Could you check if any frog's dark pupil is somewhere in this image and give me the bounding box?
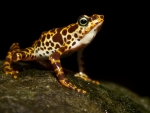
[81,19,87,24]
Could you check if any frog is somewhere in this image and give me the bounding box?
[3,14,104,93]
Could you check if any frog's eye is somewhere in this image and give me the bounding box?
[78,16,89,26]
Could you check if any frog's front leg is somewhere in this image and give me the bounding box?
[49,48,86,93]
[3,43,34,76]
[74,49,100,85]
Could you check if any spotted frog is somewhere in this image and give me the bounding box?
[3,14,104,93]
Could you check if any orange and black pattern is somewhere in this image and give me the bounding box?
[3,14,104,93]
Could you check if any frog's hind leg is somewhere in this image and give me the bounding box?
[3,43,35,76]
[75,49,100,85]
[3,43,21,75]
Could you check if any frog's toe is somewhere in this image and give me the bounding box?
[4,68,19,75]
[91,80,100,85]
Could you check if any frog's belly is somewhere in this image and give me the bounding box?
[34,48,53,60]
[34,49,75,60]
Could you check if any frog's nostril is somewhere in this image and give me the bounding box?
[100,15,104,19]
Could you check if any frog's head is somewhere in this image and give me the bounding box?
[63,14,104,48]
[76,14,104,44]
[48,14,104,50]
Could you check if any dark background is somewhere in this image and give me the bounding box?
[0,2,149,97]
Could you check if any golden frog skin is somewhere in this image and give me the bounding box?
[3,14,104,93]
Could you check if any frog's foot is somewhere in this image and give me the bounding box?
[59,78,86,94]
[74,72,100,85]
[3,67,19,75]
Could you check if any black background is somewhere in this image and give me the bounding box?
[0,1,149,97]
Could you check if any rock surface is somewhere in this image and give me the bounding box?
[0,60,150,113]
